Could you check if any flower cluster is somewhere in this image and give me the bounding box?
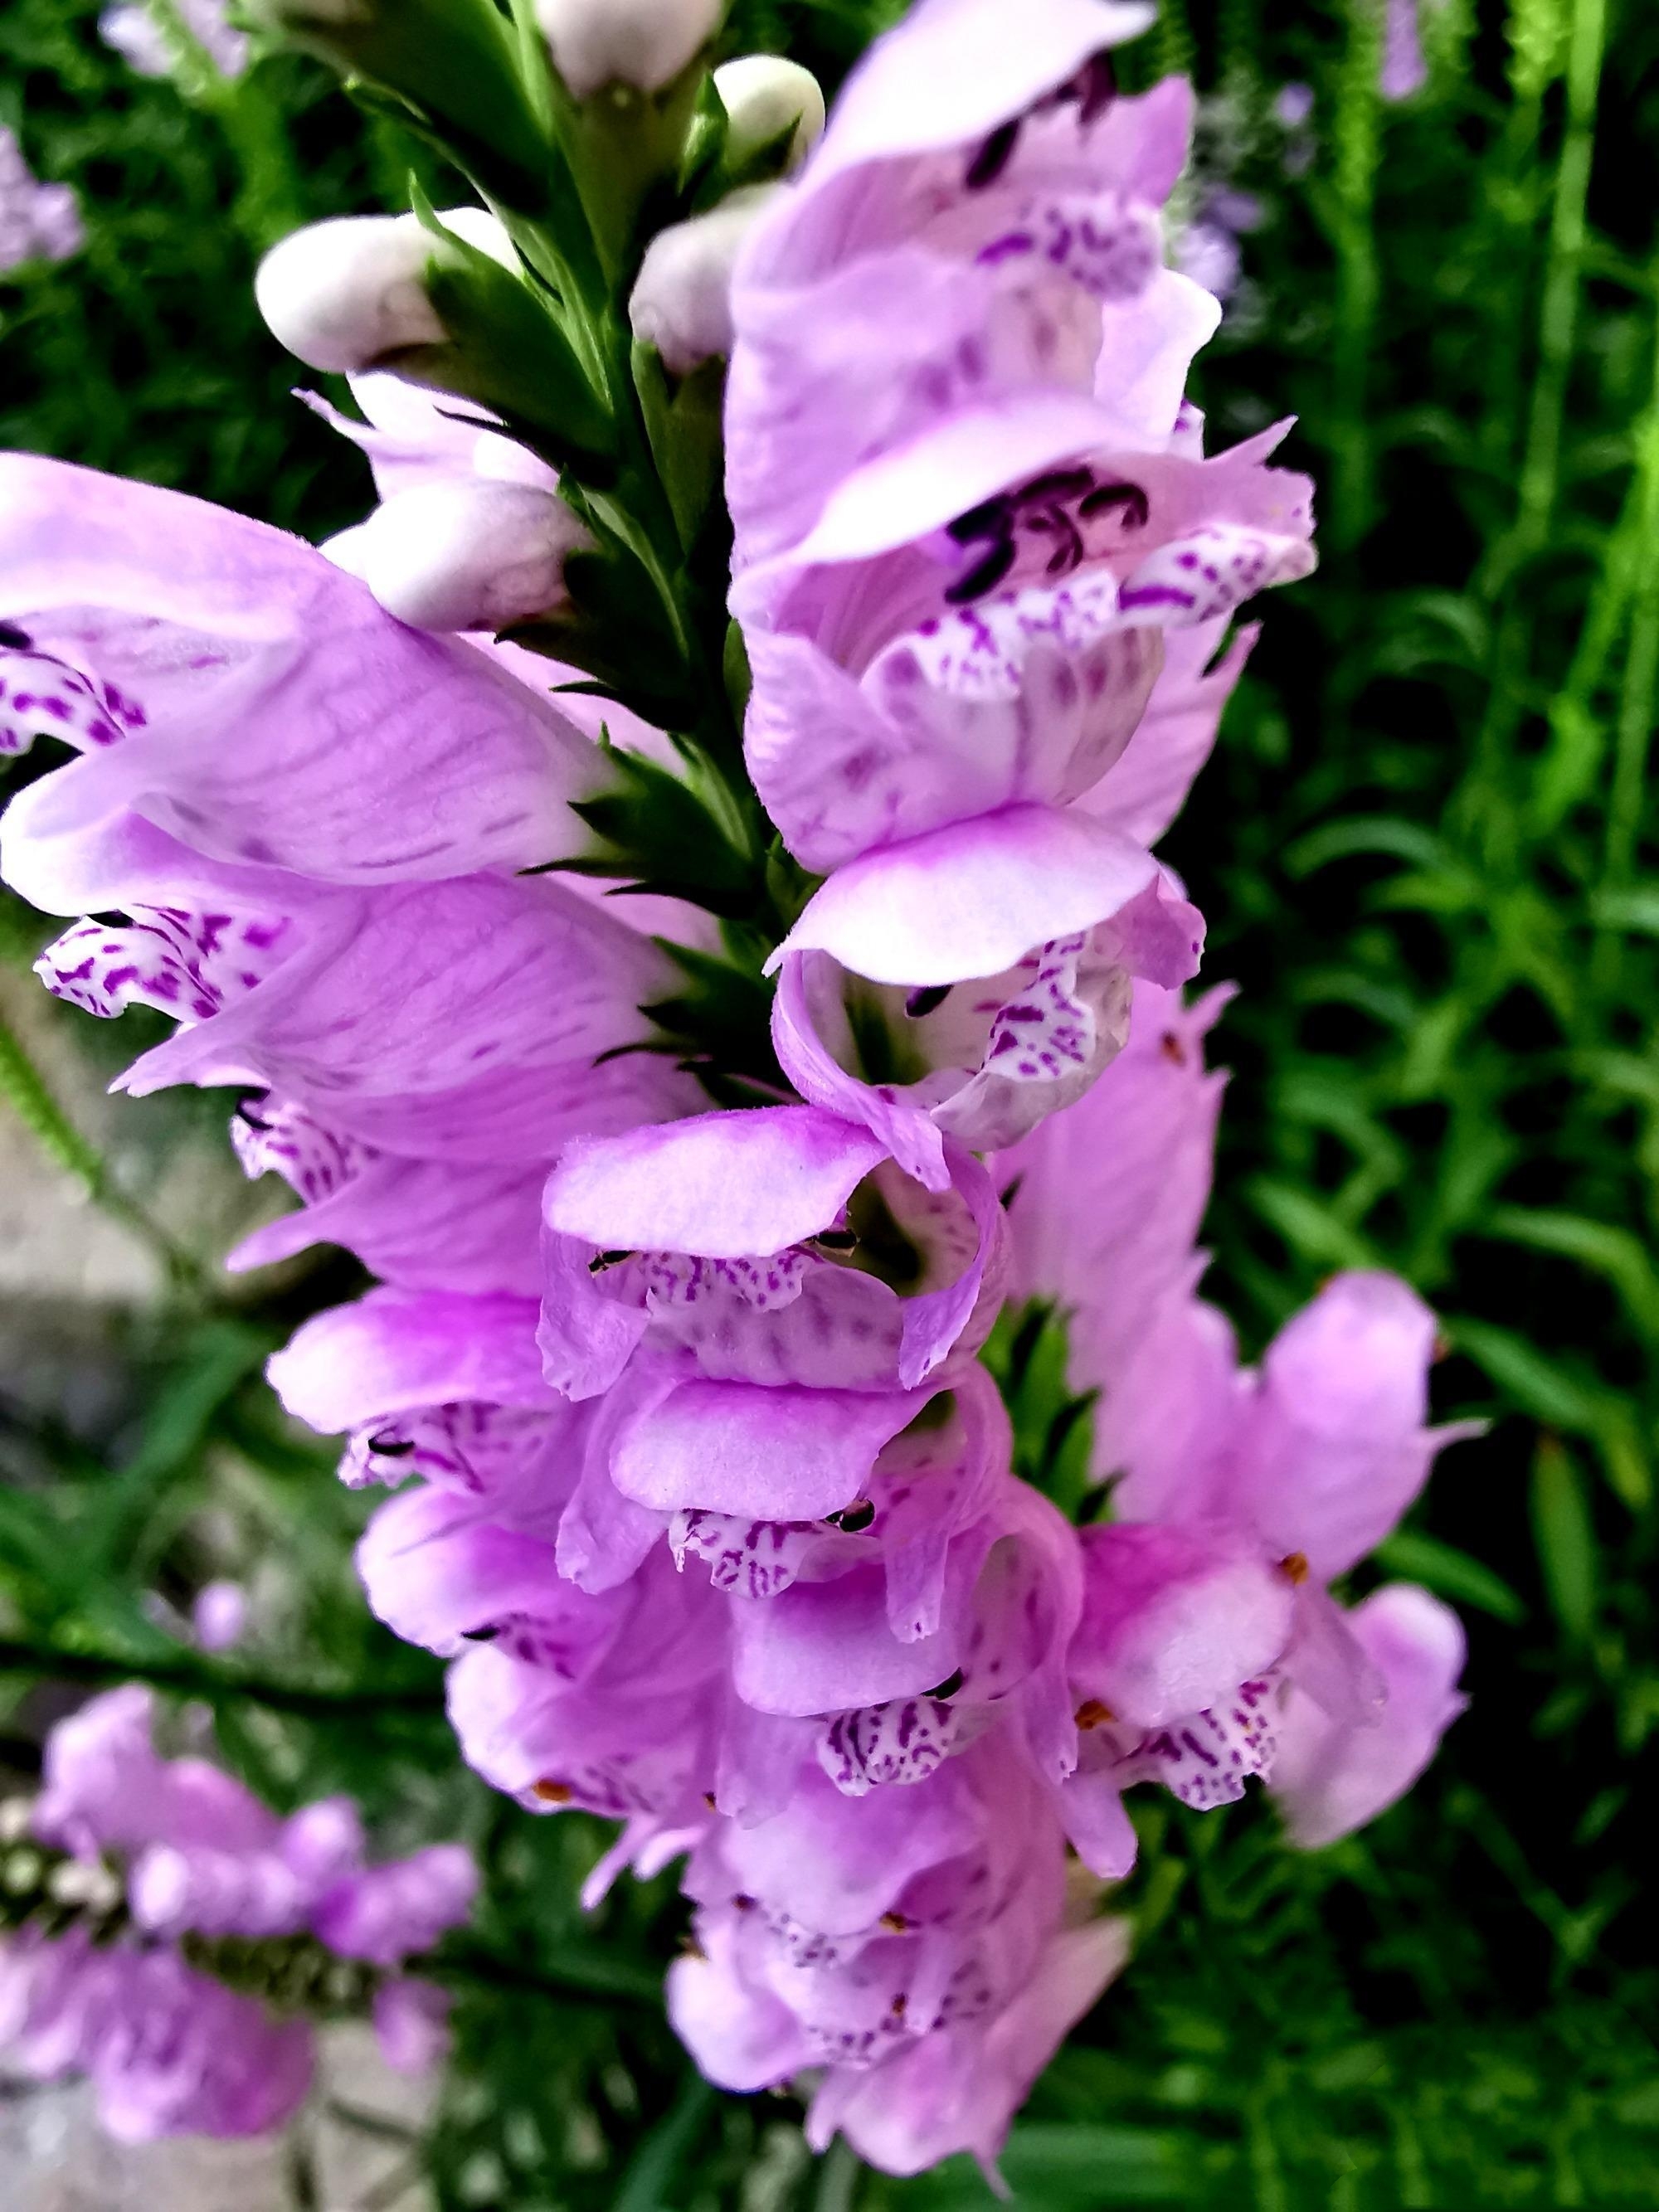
[0,0,1467,2176]
[0,1689,475,2140]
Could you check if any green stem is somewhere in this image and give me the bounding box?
[1603,411,1659,890]
[1329,0,1384,556]
[425,1938,662,2010]
[1515,0,1608,556]
[0,1636,445,1722]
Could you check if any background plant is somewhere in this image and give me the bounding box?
[0,0,1656,2204]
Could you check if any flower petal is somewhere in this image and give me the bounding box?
[1272,1585,1467,1848]
[543,1106,888,1259]
[768,804,1165,987]
[0,452,605,883]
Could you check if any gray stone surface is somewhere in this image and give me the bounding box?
[0,2026,436,2212]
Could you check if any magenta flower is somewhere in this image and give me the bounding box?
[5,1691,477,2139]
[0,455,613,887]
[0,0,1476,2176]
[0,1930,314,2142]
[1002,994,1469,1870]
[670,1740,1131,2176]
[100,0,250,81]
[0,129,83,275]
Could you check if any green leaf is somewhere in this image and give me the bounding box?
[1283,815,1455,878]
[1443,1317,1605,1434]
[1478,1203,1659,1341]
[1372,1530,1525,1624]
[612,2073,718,2212]
[1530,1435,1598,1643]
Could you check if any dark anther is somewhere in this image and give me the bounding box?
[1025,504,1086,576]
[460,1623,501,1641]
[944,536,1018,604]
[815,1228,859,1252]
[965,118,1020,190]
[1076,51,1117,125]
[928,1669,966,1700]
[1014,467,1095,507]
[0,622,32,650]
[1078,480,1150,528]
[947,493,1012,544]
[588,1249,632,1272]
[905,984,951,1019]
[233,1093,271,1130]
[828,1497,877,1534]
[1039,51,1117,127]
[368,1432,416,1457]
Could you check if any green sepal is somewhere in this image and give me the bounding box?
[547,50,712,289]
[535,744,761,918]
[697,119,801,207]
[722,620,752,721]
[382,195,615,471]
[641,929,786,1096]
[504,540,698,727]
[633,341,727,552]
[678,75,730,200]
[763,836,820,934]
[248,0,556,215]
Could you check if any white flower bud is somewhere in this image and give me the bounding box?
[255,207,515,374]
[713,55,824,171]
[629,187,771,373]
[357,479,587,632]
[535,0,722,97]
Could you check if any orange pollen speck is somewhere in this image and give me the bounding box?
[1073,1699,1115,1729]
[1160,1032,1186,1066]
[531,1779,572,1804]
[1279,1551,1310,1585]
[891,1993,907,2016]
[879,1911,908,1932]
[703,1792,718,1811]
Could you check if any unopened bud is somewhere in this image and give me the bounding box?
[536,0,723,97]
[357,480,587,632]
[713,55,824,171]
[629,187,771,372]
[256,209,512,375]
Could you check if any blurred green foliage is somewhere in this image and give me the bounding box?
[2,0,1658,2204]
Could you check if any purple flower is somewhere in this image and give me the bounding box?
[100,0,251,80]
[767,815,1204,1174]
[670,1741,1131,2176]
[0,454,614,887]
[301,372,588,633]
[6,1691,477,2139]
[730,411,1311,881]
[1002,996,1471,1868]
[190,1579,248,1653]
[726,7,1194,569]
[0,1930,314,2141]
[1380,0,1431,101]
[1272,1584,1467,1845]
[0,0,1402,2175]
[0,129,83,276]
